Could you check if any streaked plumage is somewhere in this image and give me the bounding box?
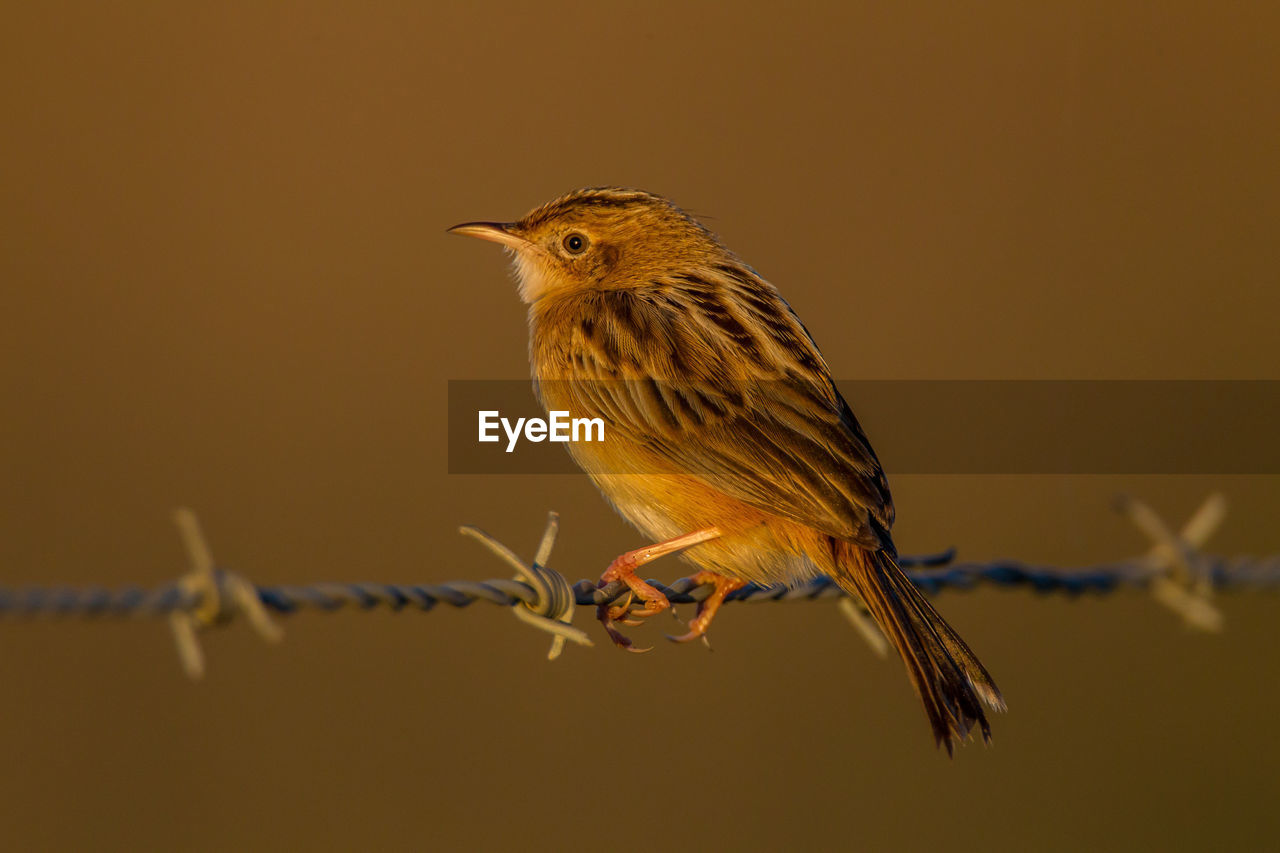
[450,188,1004,752]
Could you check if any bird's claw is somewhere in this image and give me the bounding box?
[665,615,713,646]
[616,606,665,627]
[596,587,670,651]
[663,608,704,645]
[597,605,653,652]
[663,572,743,648]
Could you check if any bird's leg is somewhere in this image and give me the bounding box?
[597,526,721,652]
[666,571,747,644]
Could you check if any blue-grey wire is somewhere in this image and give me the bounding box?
[1,552,1276,618]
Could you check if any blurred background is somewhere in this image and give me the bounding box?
[2,2,1277,850]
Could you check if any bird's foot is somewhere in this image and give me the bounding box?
[596,562,671,653]
[593,527,723,652]
[667,571,746,644]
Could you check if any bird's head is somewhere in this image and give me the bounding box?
[449,187,724,303]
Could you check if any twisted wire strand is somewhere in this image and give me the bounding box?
[0,494,1272,676]
[1,546,1276,619]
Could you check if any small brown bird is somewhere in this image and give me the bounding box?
[450,188,1004,751]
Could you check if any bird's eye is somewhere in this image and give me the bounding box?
[562,232,589,255]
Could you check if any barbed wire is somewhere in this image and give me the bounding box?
[1,493,1275,675]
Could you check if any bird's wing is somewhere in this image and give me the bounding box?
[569,373,892,547]
[546,285,895,548]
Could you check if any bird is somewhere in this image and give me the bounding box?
[449,187,1004,752]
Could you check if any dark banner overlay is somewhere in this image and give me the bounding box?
[447,380,1280,475]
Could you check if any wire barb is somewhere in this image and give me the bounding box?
[460,512,592,659]
[1115,493,1226,631]
[169,508,282,679]
[837,598,891,657]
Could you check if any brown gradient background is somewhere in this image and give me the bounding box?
[2,3,1278,851]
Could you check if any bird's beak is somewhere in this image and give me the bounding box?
[447,221,529,251]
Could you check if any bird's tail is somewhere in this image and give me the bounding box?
[828,539,1005,753]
